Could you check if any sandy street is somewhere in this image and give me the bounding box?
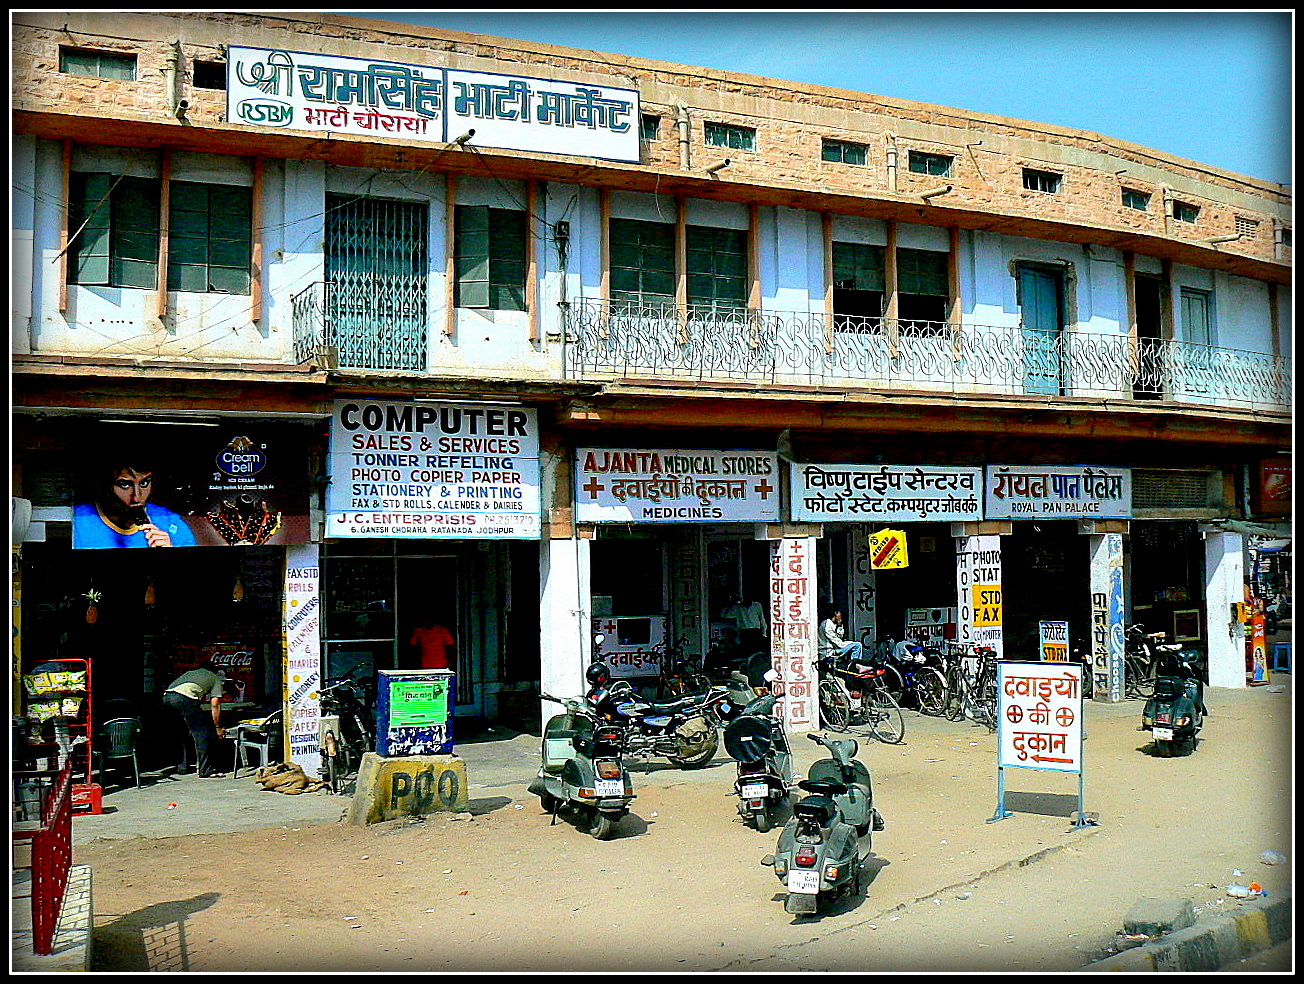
[75,679,1292,973]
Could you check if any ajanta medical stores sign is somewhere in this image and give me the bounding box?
[228,46,640,163]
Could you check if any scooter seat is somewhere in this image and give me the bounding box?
[792,794,838,826]
[798,777,849,797]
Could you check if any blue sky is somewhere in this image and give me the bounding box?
[339,10,1293,186]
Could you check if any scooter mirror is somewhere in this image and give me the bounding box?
[593,634,605,646]
[763,669,779,683]
[760,855,776,867]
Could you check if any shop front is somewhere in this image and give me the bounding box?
[15,417,313,771]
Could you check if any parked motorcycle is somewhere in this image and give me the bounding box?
[722,670,792,832]
[762,732,882,916]
[585,661,732,768]
[529,693,635,839]
[1140,646,1208,757]
[317,670,376,793]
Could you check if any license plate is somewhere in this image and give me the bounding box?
[787,869,820,894]
[741,783,769,799]
[1152,727,1173,741]
[594,779,623,796]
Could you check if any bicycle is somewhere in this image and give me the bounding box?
[938,643,970,722]
[816,654,906,744]
[884,640,948,716]
[963,646,1000,732]
[657,639,712,698]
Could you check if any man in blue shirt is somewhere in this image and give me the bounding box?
[73,461,197,549]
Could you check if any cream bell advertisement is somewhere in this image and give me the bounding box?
[326,400,541,539]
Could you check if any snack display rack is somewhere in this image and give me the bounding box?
[22,658,99,815]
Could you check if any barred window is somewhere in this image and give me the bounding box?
[1234,215,1259,238]
[1022,168,1063,193]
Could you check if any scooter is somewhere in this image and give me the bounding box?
[1140,646,1208,757]
[763,732,882,916]
[722,670,793,832]
[529,693,635,839]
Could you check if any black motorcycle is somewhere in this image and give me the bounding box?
[585,662,734,769]
[1140,646,1208,757]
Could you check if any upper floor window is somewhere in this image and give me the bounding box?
[192,60,227,90]
[822,139,869,166]
[1172,200,1200,224]
[704,122,756,152]
[686,225,747,312]
[610,217,675,308]
[68,173,160,288]
[168,182,252,294]
[59,46,136,80]
[454,205,527,311]
[1282,228,1293,248]
[897,248,950,329]
[1122,188,1151,211]
[832,241,885,330]
[908,151,953,177]
[1234,215,1259,238]
[1022,168,1063,194]
[640,114,661,141]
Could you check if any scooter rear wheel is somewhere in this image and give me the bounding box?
[753,806,773,833]
[589,812,615,840]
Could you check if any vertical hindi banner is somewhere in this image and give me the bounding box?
[770,536,817,734]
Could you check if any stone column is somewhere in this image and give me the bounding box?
[1203,530,1246,690]
[538,536,591,731]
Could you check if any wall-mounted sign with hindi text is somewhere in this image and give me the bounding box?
[228,47,639,162]
[791,463,982,522]
[575,449,780,523]
[985,465,1131,519]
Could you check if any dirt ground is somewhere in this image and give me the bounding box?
[76,680,1294,973]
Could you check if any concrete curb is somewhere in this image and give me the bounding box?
[1078,894,1291,972]
[11,864,93,973]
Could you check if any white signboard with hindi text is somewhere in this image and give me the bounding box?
[997,661,1084,774]
[792,463,982,522]
[228,47,639,162]
[575,449,780,523]
[327,400,540,539]
[985,465,1131,519]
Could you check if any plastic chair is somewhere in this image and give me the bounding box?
[97,717,142,789]
[231,710,283,778]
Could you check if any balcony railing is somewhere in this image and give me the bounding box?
[292,279,427,371]
[563,298,1291,412]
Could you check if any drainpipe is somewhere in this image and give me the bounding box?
[166,38,182,115]
[676,104,691,171]
[885,132,898,194]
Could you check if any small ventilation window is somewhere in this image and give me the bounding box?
[1022,168,1063,193]
[1172,200,1200,224]
[1234,215,1259,238]
[704,121,756,152]
[192,60,227,90]
[1132,470,1212,510]
[59,46,136,80]
[639,114,661,141]
[1122,188,1150,211]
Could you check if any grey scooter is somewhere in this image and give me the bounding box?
[763,732,883,915]
[529,694,635,840]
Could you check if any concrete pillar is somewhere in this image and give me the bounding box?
[1204,530,1246,689]
[953,529,1006,658]
[539,536,591,730]
[846,526,877,648]
[1087,533,1126,703]
[769,535,818,735]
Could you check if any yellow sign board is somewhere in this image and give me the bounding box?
[867,528,909,570]
[972,585,1002,627]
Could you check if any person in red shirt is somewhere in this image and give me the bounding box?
[409,617,456,671]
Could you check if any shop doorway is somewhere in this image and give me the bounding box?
[1129,521,1206,639]
[1002,522,1091,658]
[863,524,958,646]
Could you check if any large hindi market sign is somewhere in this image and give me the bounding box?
[791,463,983,522]
[228,47,640,163]
[984,465,1131,519]
[574,449,780,523]
[327,400,540,539]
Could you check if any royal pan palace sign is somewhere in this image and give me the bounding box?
[575,449,780,524]
[228,47,640,162]
[984,465,1131,520]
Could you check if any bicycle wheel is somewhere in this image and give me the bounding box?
[864,686,905,744]
[879,663,905,703]
[1127,657,1155,699]
[819,679,851,731]
[915,666,948,716]
[943,666,966,720]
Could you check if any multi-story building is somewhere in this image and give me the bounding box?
[12,12,1291,765]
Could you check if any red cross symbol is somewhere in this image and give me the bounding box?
[753,478,774,499]
[582,476,606,499]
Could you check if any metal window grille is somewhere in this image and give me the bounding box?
[1132,471,1211,509]
[1235,215,1259,238]
[324,194,429,371]
[1023,168,1063,193]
